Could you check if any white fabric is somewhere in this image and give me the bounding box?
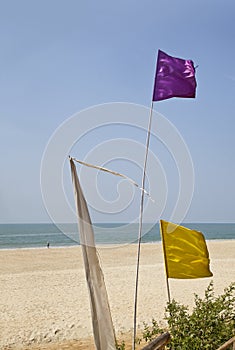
[70,159,116,350]
[71,157,153,200]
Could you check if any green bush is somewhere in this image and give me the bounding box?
[116,340,126,350]
[141,319,165,343]
[141,281,235,349]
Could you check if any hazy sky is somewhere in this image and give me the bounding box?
[1,1,235,223]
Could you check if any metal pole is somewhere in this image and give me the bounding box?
[159,220,171,303]
[132,101,154,350]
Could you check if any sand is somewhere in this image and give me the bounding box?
[0,240,234,349]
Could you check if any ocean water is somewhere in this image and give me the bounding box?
[0,223,234,250]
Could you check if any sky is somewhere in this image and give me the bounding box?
[1,0,235,224]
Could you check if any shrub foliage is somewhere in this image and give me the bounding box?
[141,281,235,350]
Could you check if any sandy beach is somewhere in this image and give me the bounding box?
[0,240,234,349]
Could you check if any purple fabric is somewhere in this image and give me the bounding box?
[153,50,197,101]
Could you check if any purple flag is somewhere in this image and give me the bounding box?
[153,50,197,102]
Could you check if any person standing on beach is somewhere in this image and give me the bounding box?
[47,242,50,249]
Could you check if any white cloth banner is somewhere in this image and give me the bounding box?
[71,157,153,200]
[70,158,116,350]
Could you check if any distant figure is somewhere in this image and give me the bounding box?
[47,242,50,249]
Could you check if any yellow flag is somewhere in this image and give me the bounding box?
[160,220,213,279]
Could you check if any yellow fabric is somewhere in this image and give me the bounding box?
[160,220,213,279]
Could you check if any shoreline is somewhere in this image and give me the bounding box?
[0,237,234,252]
[1,240,234,349]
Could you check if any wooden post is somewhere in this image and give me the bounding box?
[216,336,235,350]
[141,332,171,350]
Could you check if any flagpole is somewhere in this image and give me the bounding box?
[132,48,197,349]
[132,51,197,341]
[132,101,154,350]
[159,220,171,303]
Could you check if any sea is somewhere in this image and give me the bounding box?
[0,223,234,250]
